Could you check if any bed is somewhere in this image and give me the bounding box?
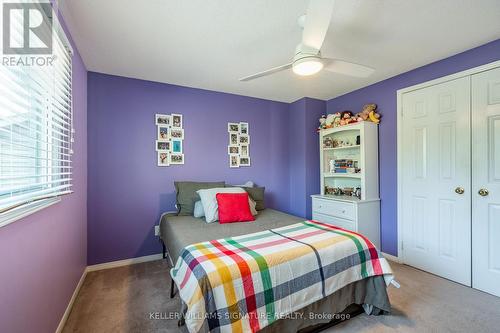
[160,208,392,333]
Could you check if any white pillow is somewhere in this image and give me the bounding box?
[197,187,256,223]
[234,181,254,188]
[193,200,205,218]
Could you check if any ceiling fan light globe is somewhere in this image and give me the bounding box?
[292,57,323,76]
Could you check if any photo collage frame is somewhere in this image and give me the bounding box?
[227,122,250,168]
[155,113,184,166]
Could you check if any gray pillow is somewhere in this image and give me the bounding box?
[226,185,265,210]
[174,181,225,216]
[245,187,265,210]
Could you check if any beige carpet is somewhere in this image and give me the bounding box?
[62,260,500,333]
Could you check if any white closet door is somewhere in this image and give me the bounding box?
[401,76,471,285]
[472,67,500,297]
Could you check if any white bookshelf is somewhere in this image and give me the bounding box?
[319,122,379,200]
[313,122,380,247]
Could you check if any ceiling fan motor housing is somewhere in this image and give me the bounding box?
[294,43,321,64]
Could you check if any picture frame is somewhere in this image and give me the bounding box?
[239,134,249,145]
[170,128,184,140]
[157,126,169,140]
[172,139,183,153]
[156,140,170,151]
[158,152,169,166]
[229,133,239,145]
[171,114,183,128]
[228,122,240,133]
[240,144,249,157]
[155,114,171,126]
[170,153,184,165]
[229,155,240,168]
[239,122,248,135]
[239,157,250,167]
[228,145,239,155]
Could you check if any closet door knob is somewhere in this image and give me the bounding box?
[455,187,465,195]
[478,189,489,197]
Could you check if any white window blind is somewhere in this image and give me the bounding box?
[0,5,73,221]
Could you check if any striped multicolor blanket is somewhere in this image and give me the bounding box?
[171,220,393,333]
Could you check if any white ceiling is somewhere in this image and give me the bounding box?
[58,0,500,103]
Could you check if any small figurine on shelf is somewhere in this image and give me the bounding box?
[328,159,335,173]
[343,187,354,196]
[323,137,334,148]
[325,186,335,195]
[354,187,362,199]
[333,187,344,196]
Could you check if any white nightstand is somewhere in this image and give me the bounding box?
[311,195,380,249]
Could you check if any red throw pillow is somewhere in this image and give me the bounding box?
[216,193,255,224]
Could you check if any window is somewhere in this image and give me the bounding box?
[0,5,73,226]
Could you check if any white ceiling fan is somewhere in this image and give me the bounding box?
[239,0,374,82]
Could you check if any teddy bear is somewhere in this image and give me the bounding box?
[357,103,376,121]
[355,103,381,124]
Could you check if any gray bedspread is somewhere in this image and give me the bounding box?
[160,208,390,332]
[160,208,304,260]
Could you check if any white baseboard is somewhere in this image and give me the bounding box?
[382,252,402,263]
[86,253,164,272]
[55,268,87,333]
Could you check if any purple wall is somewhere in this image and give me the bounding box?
[0,12,88,333]
[87,73,291,264]
[327,39,500,256]
[288,99,308,217]
[288,98,326,219]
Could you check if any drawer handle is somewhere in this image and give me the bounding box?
[342,210,346,213]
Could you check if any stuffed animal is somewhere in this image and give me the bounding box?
[317,115,327,131]
[353,112,364,122]
[332,112,341,127]
[368,109,381,124]
[325,113,337,128]
[339,111,354,126]
[358,103,381,124]
[357,103,377,121]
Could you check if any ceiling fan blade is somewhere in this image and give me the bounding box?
[323,59,375,77]
[239,63,293,82]
[302,0,335,51]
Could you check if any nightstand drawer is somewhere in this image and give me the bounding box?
[312,198,356,221]
[312,212,356,232]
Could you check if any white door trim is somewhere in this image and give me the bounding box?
[396,59,500,263]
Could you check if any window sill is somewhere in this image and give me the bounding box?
[0,197,61,228]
